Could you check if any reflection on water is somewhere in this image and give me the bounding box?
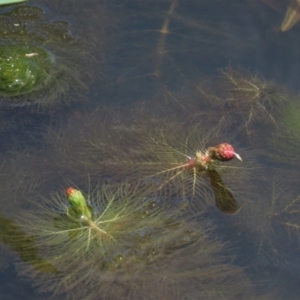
[0,0,300,299]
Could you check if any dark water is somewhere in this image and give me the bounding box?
[0,0,300,299]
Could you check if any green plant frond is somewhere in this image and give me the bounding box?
[18,196,252,299]
[44,113,253,209]
[212,66,288,136]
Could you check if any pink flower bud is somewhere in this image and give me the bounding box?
[66,187,77,197]
[209,143,242,162]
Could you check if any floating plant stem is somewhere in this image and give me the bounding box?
[280,0,300,31]
[153,0,178,78]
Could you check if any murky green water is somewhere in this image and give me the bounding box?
[0,0,300,299]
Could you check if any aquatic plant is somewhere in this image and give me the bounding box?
[0,4,99,108]
[44,109,256,213]
[267,99,300,167]
[231,170,300,269]
[16,182,252,299]
[0,214,57,274]
[0,44,53,98]
[0,151,47,215]
[191,67,287,138]
[0,150,61,300]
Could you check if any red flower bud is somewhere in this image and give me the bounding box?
[209,143,242,162]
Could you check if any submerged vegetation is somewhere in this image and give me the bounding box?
[16,182,253,299]
[43,109,256,213]
[267,100,300,167]
[0,4,102,109]
[0,0,300,299]
[177,67,288,138]
[232,171,300,265]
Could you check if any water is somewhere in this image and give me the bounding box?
[0,0,300,299]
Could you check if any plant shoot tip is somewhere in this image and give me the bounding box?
[66,187,76,197]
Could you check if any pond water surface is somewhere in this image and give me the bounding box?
[0,0,300,299]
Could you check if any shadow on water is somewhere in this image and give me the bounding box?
[1,0,300,299]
